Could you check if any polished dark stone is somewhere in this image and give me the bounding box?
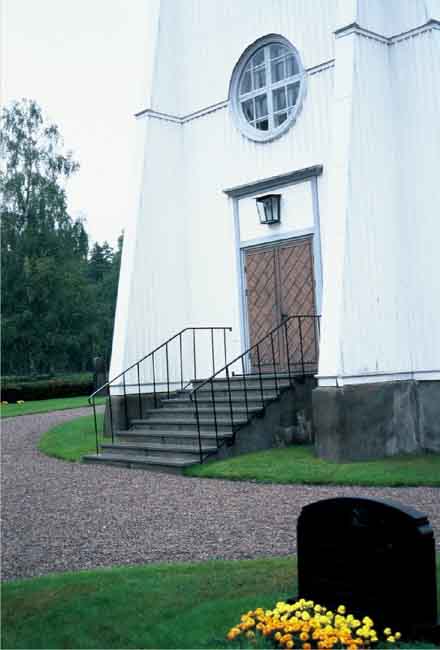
[297,497,438,638]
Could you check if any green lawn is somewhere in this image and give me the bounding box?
[0,395,105,418]
[2,557,439,649]
[185,445,440,487]
[37,413,440,486]
[38,413,104,461]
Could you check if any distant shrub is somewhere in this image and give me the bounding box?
[0,373,94,402]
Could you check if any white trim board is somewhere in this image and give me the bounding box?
[317,369,440,387]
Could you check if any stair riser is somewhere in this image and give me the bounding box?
[100,446,205,461]
[83,456,188,475]
[160,398,266,410]
[148,406,261,418]
[185,389,279,401]
[116,432,230,445]
[192,381,290,393]
[131,420,242,432]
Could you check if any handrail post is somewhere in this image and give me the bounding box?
[179,333,183,390]
[108,391,114,443]
[137,362,142,419]
[298,316,305,377]
[193,329,197,381]
[152,353,157,408]
[122,373,128,429]
[256,344,264,404]
[210,379,219,448]
[313,315,319,370]
[284,318,292,384]
[193,391,203,463]
[270,332,279,393]
[211,328,215,375]
[241,356,249,417]
[166,343,170,399]
[223,329,227,367]
[92,397,99,454]
[225,366,235,440]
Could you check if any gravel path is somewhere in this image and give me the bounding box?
[2,409,440,582]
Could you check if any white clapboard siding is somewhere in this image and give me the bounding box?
[110,0,440,389]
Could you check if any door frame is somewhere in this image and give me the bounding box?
[227,173,323,357]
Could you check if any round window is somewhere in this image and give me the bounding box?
[230,35,306,142]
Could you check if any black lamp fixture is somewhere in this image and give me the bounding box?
[256,193,281,224]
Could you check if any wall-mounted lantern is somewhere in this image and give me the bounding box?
[256,194,281,225]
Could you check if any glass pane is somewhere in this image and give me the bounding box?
[273,87,286,111]
[270,44,286,59]
[252,48,265,67]
[255,119,269,131]
[271,59,285,83]
[240,70,252,94]
[287,82,300,107]
[286,55,299,77]
[241,99,254,122]
[253,66,266,89]
[274,112,288,127]
[255,94,268,118]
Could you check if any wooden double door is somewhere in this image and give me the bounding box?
[244,236,318,372]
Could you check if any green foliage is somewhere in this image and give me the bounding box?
[1,373,94,402]
[184,445,440,487]
[0,99,122,376]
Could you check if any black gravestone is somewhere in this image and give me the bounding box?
[297,497,438,638]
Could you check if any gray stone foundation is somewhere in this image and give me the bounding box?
[313,380,440,461]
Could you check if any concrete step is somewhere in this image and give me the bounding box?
[130,416,248,431]
[181,386,280,400]
[82,452,200,474]
[161,396,266,408]
[115,429,233,445]
[191,377,292,392]
[101,442,218,457]
[144,405,262,418]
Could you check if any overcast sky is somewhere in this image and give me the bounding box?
[2,0,151,247]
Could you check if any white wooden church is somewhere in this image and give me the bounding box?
[87,0,440,470]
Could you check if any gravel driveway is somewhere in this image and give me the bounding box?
[2,409,440,582]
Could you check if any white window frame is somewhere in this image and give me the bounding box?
[230,34,307,143]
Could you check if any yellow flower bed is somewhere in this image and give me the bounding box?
[226,599,401,649]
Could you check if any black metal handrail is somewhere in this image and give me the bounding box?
[88,326,232,455]
[190,315,321,463]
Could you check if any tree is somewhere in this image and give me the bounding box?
[0,99,93,374]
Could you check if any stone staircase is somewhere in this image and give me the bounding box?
[83,373,297,473]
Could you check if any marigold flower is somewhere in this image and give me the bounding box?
[286,642,294,649]
[245,630,255,639]
[384,627,392,636]
[387,636,396,643]
[395,632,401,640]
[337,605,346,614]
[300,632,309,641]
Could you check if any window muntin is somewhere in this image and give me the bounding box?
[232,37,305,141]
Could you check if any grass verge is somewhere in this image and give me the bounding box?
[2,557,439,649]
[38,413,104,461]
[184,445,440,487]
[0,395,105,418]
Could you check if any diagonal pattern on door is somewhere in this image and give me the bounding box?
[278,238,317,367]
[244,236,317,372]
[245,246,280,368]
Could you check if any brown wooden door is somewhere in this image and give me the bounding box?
[244,237,317,372]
